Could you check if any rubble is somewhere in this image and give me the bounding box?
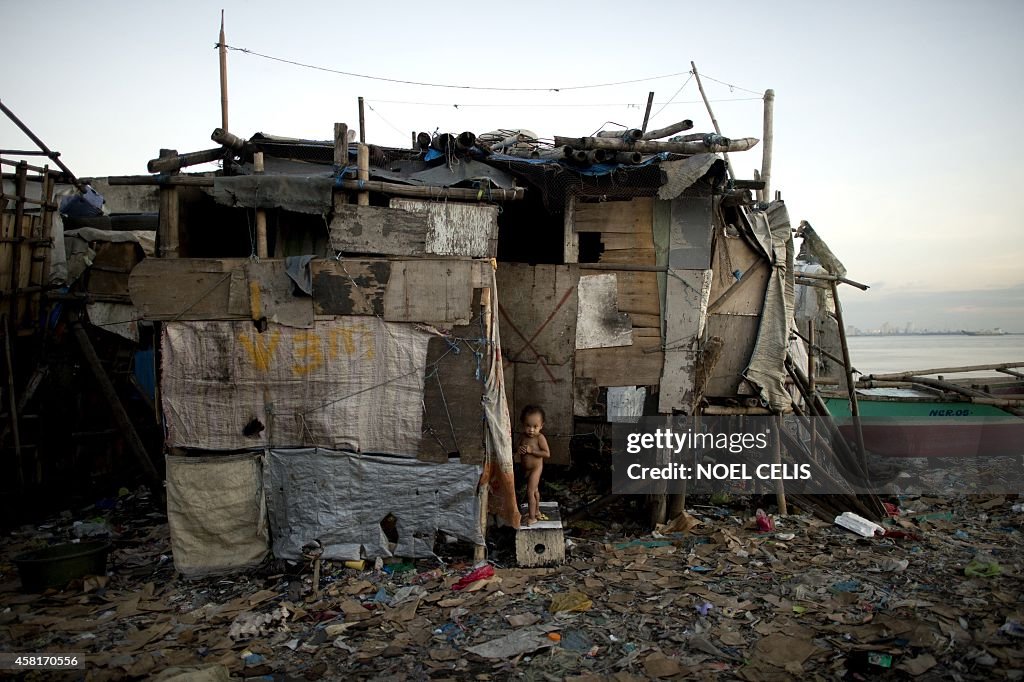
[1,489,1021,680]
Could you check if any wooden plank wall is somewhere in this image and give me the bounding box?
[495,264,578,465]
[704,226,770,397]
[573,197,664,406]
[658,196,714,413]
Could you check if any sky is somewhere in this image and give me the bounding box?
[3,0,1023,331]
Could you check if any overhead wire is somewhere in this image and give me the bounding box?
[222,43,692,92]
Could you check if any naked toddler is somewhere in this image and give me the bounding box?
[517,405,551,525]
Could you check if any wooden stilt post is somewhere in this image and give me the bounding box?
[358,97,366,144]
[773,414,788,515]
[356,144,370,207]
[830,280,866,472]
[253,152,269,258]
[690,61,734,181]
[333,123,349,217]
[474,285,493,562]
[760,89,774,202]
[807,321,817,460]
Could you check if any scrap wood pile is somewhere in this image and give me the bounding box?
[1,491,1021,680]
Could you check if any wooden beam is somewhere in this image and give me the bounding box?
[72,321,161,486]
[337,179,524,201]
[867,362,1024,380]
[158,186,180,258]
[563,195,578,263]
[106,175,215,187]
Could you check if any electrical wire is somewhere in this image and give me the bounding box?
[222,43,691,92]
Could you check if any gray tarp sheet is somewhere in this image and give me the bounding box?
[657,154,718,200]
[210,175,333,215]
[265,449,482,561]
[742,201,795,412]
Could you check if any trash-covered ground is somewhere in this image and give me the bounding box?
[1,486,1022,681]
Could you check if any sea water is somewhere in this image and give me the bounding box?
[846,334,1024,377]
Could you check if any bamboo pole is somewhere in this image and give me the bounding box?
[690,61,733,180]
[72,321,161,486]
[640,92,655,133]
[336,179,524,201]
[642,119,695,141]
[147,148,225,174]
[807,321,817,461]
[997,367,1024,380]
[552,135,758,155]
[9,162,26,322]
[596,128,643,140]
[3,315,23,485]
[867,362,1024,380]
[158,186,179,258]
[796,270,869,290]
[253,152,269,258]
[760,89,774,201]
[830,280,866,471]
[356,144,370,206]
[333,123,349,214]
[474,285,493,562]
[219,11,229,132]
[772,415,788,515]
[358,97,366,144]
[702,405,772,415]
[0,99,84,191]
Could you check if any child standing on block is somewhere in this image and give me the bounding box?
[517,405,551,525]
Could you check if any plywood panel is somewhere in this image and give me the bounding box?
[576,274,632,349]
[311,259,390,317]
[129,258,250,320]
[573,198,654,233]
[659,195,714,412]
[87,241,143,296]
[383,260,475,325]
[418,318,486,464]
[247,260,315,328]
[667,196,714,270]
[511,360,572,465]
[496,263,578,366]
[708,230,769,317]
[329,204,429,256]
[575,328,663,387]
[702,313,760,397]
[391,199,499,258]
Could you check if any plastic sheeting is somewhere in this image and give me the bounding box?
[481,267,520,527]
[264,449,482,560]
[161,318,430,452]
[166,453,269,577]
[742,201,795,413]
[210,175,334,215]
